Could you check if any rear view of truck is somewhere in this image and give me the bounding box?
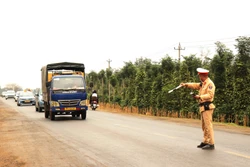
[41,62,88,120]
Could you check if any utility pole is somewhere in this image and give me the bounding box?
[106,59,112,102]
[107,59,112,69]
[174,43,185,63]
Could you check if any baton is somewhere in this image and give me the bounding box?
[168,85,182,93]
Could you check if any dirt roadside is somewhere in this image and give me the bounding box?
[0,100,26,167]
[0,99,105,167]
[1,99,250,167]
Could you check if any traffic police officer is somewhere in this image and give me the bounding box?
[180,68,216,150]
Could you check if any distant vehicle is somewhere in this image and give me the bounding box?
[1,91,7,97]
[41,62,88,120]
[35,89,44,112]
[17,91,35,106]
[90,100,98,110]
[24,88,32,92]
[14,91,22,102]
[5,90,16,100]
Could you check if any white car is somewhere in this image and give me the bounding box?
[1,91,7,97]
[5,90,16,100]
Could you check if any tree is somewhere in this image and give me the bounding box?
[210,42,234,121]
[233,36,250,125]
[134,68,146,113]
[4,83,23,92]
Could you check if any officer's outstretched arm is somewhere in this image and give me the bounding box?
[181,83,200,90]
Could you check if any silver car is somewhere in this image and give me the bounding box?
[35,89,44,112]
[17,92,35,106]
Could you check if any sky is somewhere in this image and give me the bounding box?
[0,0,250,89]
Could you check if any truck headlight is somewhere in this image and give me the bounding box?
[50,101,60,107]
[80,100,86,106]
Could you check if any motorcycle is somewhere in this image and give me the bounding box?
[91,100,98,110]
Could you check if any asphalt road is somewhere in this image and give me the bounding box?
[2,98,250,167]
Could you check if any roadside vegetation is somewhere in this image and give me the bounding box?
[86,36,250,127]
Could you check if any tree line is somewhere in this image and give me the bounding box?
[0,83,23,93]
[86,36,250,127]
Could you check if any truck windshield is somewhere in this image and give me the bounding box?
[52,77,85,90]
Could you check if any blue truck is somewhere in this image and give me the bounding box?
[41,62,88,120]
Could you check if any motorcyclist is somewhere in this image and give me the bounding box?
[89,90,98,106]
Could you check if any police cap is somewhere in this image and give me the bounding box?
[197,68,209,75]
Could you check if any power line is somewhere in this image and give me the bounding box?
[180,34,250,44]
[184,41,236,48]
[144,35,249,62]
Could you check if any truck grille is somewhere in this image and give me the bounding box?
[58,99,80,106]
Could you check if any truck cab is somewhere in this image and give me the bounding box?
[41,62,88,120]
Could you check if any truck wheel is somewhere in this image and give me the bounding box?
[50,112,55,120]
[81,111,86,120]
[38,105,42,112]
[45,110,49,118]
[44,103,49,118]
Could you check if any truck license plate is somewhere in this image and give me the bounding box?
[65,107,76,110]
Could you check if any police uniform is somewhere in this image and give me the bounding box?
[183,68,216,150]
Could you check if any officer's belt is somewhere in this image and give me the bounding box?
[199,101,212,106]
